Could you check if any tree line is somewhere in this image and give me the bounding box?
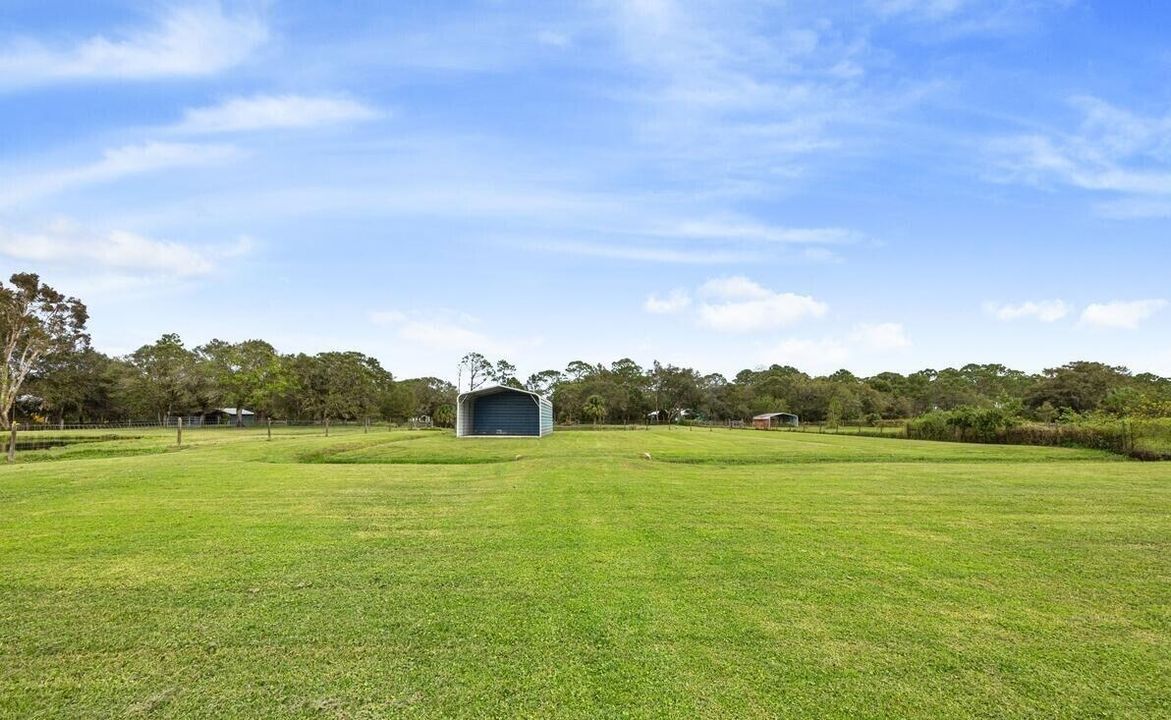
[5,273,1170,428]
[22,333,457,427]
[529,357,1171,426]
[2,273,454,427]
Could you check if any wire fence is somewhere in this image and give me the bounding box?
[2,418,442,461]
[6,417,1167,463]
[619,419,1171,459]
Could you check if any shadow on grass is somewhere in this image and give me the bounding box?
[300,451,518,466]
[11,444,174,464]
[295,437,521,465]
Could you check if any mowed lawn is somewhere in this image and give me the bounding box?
[1,429,1168,719]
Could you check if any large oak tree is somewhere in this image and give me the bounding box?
[0,273,89,428]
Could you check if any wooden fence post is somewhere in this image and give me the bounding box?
[177,416,183,447]
[325,416,330,437]
[267,417,272,441]
[6,423,16,464]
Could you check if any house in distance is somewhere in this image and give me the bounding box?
[753,412,799,430]
[456,386,553,438]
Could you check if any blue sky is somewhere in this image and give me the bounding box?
[1,0,1169,380]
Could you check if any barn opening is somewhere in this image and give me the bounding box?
[456,386,554,438]
[752,412,800,429]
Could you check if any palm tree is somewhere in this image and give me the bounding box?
[583,394,606,426]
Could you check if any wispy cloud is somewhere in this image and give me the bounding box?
[601,0,889,187]
[0,141,240,209]
[761,322,911,373]
[1093,197,1171,220]
[985,299,1070,322]
[0,218,253,280]
[988,96,1171,215]
[0,3,268,90]
[526,215,856,266]
[173,94,382,134]
[700,276,776,301]
[659,218,856,245]
[869,0,969,19]
[644,289,691,314]
[851,322,912,350]
[369,308,539,357]
[530,240,751,265]
[536,30,571,48]
[1080,299,1168,330]
[867,0,1072,35]
[765,337,852,370]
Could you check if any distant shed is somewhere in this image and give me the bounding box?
[204,408,256,426]
[753,412,799,429]
[456,386,553,438]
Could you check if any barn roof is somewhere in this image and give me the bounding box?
[753,412,798,420]
[458,385,550,404]
[217,407,255,416]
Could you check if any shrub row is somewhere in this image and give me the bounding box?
[906,409,1171,459]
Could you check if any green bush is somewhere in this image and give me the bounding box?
[907,407,1171,459]
[907,406,1020,442]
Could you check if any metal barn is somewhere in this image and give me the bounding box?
[456,386,554,438]
[752,412,799,429]
[203,408,257,426]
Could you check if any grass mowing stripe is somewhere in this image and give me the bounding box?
[0,430,1167,718]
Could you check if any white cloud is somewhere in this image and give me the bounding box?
[369,310,408,326]
[636,276,832,333]
[370,309,537,357]
[801,247,843,264]
[995,134,1171,195]
[1079,299,1168,330]
[399,322,495,353]
[604,0,890,187]
[1093,197,1171,220]
[767,337,851,370]
[869,0,968,20]
[536,30,571,47]
[869,0,1068,21]
[867,0,1072,35]
[697,276,828,333]
[851,322,912,350]
[700,276,773,301]
[519,215,860,266]
[989,97,1171,210]
[985,299,1070,322]
[530,241,750,264]
[644,289,691,314]
[0,141,240,209]
[0,219,252,278]
[0,3,268,89]
[760,322,910,373]
[866,0,974,21]
[174,95,382,134]
[666,219,855,245]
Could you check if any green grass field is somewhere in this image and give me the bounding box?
[1,428,1168,718]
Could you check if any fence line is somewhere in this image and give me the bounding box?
[6,417,1166,463]
[11,418,435,432]
[2,419,445,462]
